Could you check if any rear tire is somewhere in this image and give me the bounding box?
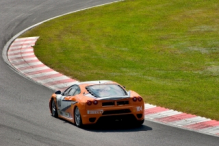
[51,99,58,118]
[74,107,83,127]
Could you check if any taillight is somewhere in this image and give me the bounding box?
[93,100,98,105]
[87,100,92,106]
[87,100,98,105]
[132,97,137,102]
[138,97,142,102]
[132,96,142,102]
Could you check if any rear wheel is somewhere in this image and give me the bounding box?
[74,107,83,127]
[51,99,58,118]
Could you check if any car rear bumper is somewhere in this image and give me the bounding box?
[81,105,144,125]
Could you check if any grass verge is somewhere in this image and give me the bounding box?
[21,0,219,120]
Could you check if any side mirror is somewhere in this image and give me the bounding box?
[55,90,61,94]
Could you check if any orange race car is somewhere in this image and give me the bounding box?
[49,80,145,127]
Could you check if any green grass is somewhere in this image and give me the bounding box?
[21,0,219,120]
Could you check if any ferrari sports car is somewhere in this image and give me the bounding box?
[49,80,145,127]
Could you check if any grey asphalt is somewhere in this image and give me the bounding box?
[0,0,218,146]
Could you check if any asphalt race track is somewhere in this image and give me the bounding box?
[0,0,219,146]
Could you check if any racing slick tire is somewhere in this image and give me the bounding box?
[51,99,58,118]
[74,107,83,127]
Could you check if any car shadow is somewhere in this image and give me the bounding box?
[56,116,152,132]
[83,121,153,132]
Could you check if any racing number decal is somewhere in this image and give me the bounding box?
[136,106,143,111]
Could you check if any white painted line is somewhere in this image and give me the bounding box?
[8,54,22,58]
[63,82,78,87]
[9,58,26,63]
[14,37,38,42]
[48,84,67,90]
[23,57,38,61]
[12,40,37,45]
[144,103,157,109]
[145,110,182,119]
[9,53,34,58]
[8,46,22,50]
[37,76,70,84]
[198,126,219,134]
[27,62,43,66]
[21,66,49,73]
[14,38,27,41]
[9,60,25,64]
[20,45,33,48]
[16,62,43,68]
[21,53,35,56]
[21,48,33,52]
[172,117,211,126]
[29,71,59,78]
[10,59,39,64]
[8,49,21,54]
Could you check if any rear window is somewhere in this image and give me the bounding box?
[86,84,127,97]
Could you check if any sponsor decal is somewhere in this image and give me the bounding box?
[87,110,103,114]
[136,106,143,111]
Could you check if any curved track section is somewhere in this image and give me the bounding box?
[1,1,219,146]
[7,37,219,137]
